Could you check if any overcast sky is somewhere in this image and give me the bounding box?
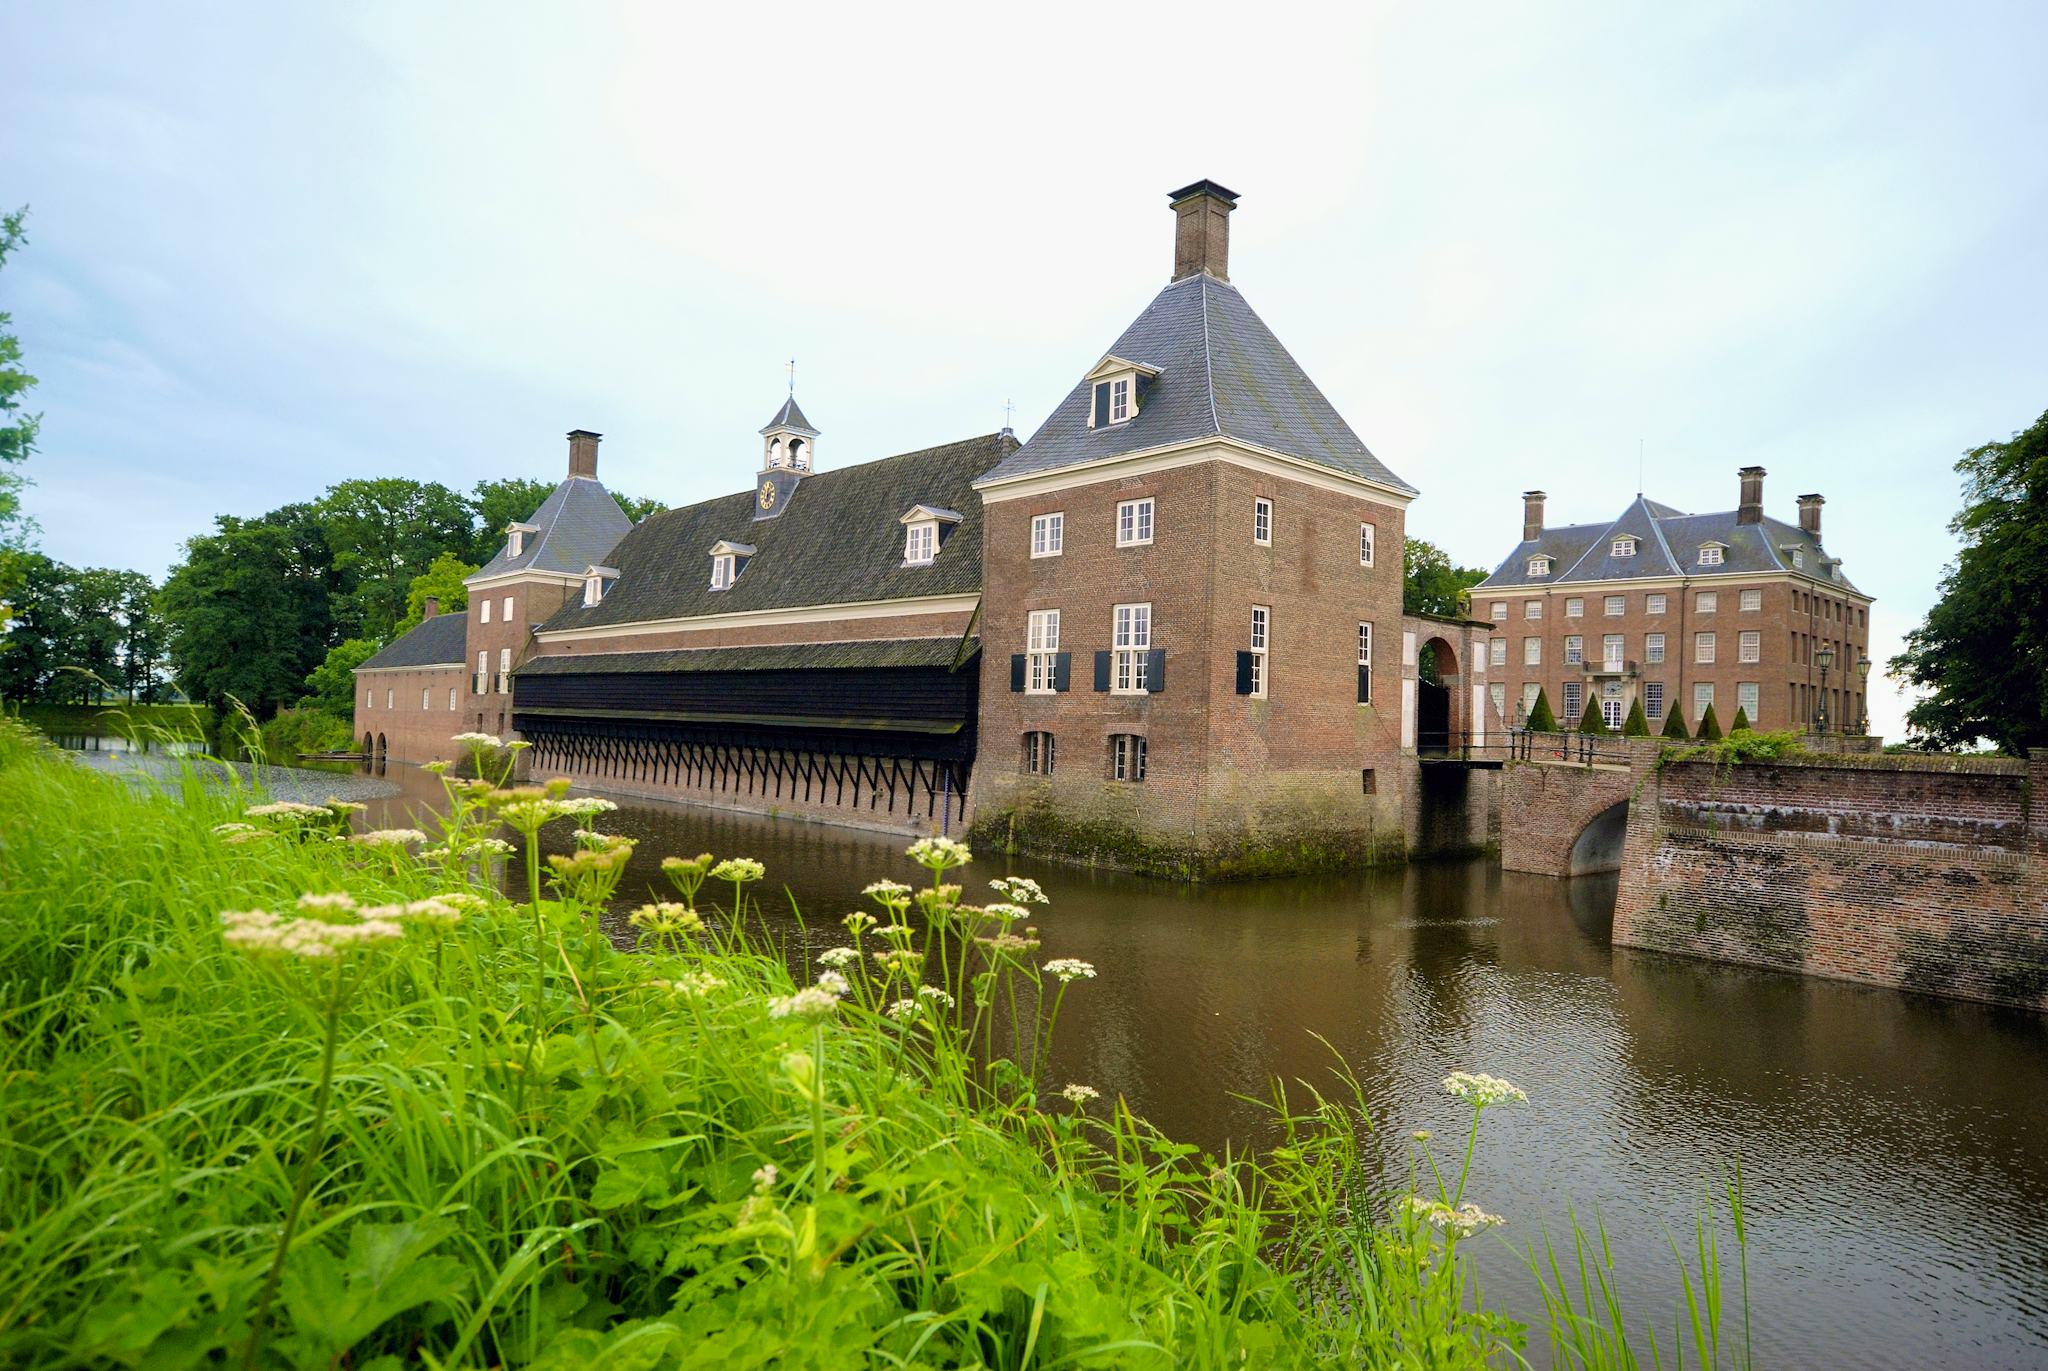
[4,2,2044,736]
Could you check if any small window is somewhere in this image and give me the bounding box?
[1254,497,1272,546]
[1694,682,1715,715]
[447,686,457,710]
[1565,597,1584,618]
[1739,630,1760,663]
[1524,600,1543,620]
[1604,595,1625,616]
[1740,589,1762,612]
[584,574,606,607]
[1791,550,1804,569]
[1612,537,1637,557]
[364,690,372,710]
[421,687,430,710]
[1111,377,1130,422]
[1528,556,1551,576]
[1116,498,1154,547]
[1490,638,1506,668]
[1110,734,1147,782]
[710,554,735,590]
[904,521,937,565]
[1738,682,1760,718]
[1646,593,1667,614]
[1113,603,1153,693]
[1357,622,1373,704]
[385,687,394,708]
[1645,632,1665,664]
[480,599,492,624]
[1520,683,1540,721]
[1026,610,1060,694]
[477,651,488,693]
[1023,731,1055,775]
[1644,681,1665,720]
[1563,681,1582,721]
[1247,606,1269,698]
[1489,682,1506,721]
[502,596,514,622]
[1697,592,1718,614]
[1523,637,1541,666]
[1031,512,1064,558]
[1699,544,1724,566]
[1361,768,1377,795]
[1696,631,1716,664]
[1360,522,1376,567]
[1565,635,1584,665]
[1490,600,1506,621]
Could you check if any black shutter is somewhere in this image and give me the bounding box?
[1235,651,1255,695]
[1145,649,1166,693]
[1092,383,1110,428]
[1357,664,1370,704]
[1052,652,1072,692]
[1010,654,1025,692]
[1093,651,1111,692]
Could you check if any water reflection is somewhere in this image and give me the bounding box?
[357,764,2048,1369]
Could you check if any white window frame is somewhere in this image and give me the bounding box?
[1791,550,1804,569]
[1113,603,1153,694]
[1116,498,1154,548]
[421,687,430,710]
[904,520,937,565]
[1111,734,1147,782]
[480,598,492,624]
[1247,605,1269,699]
[385,687,393,708]
[1646,593,1667,615]
[1739,630,1761,664]
[1700,544,1725,566]
[1110,377,1130,423]
[1030,512,1064,558]
[447,686,457,710]
[476,651,488,695]
[1563,681,1583,722]
[1358,621,1374,705]
[508,528,524,558]
[1696,631,1716,665]
[1490,638,1506,668]
[1602,697,1624,729]
[1253,497,1272,546]
[1529,556,1551,576]
[1524,600,1543,620]
[1489,682,1506,721]
[1612,537,1637,557]
[710,553,736,590]
[1490,600,1506,621]
[364,690,372,710]
[1523,637,1541,666]
[498,647,512,694]
[1520,682,1540,722]
[1564,635,1584,665]
[1695,682,1715,715]
[1645,632,1666,664]
[1740,588,1762,612]
[1565,597,1584,618]
[1026,610,1060,695]
[1360,522,1376,567]
[502,595,513,622]
[1604,595,1625,617]
[1024,730,1055,775]
[1697,592,1718,614]
[1603,634,1625,669]
[1738,682,1760,718]
[1645,681,1665,720]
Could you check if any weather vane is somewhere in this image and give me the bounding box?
[1003,398,1015,429]
[786,358,796,396]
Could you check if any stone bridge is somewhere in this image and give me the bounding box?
[1499,735,1661,877]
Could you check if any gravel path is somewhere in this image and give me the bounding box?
[67,750,403,802]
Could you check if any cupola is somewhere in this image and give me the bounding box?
[755,394,817,521]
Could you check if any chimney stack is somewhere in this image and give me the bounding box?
[1737,466,1766,525]
[567,429,602,479]
[1522,490,1546,543]
[1169,179,1239,282]
[422,595,439,620]
[1797,493,1824,536]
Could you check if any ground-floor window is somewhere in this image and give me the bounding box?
[1519,682,1540,724]
[1023,731,1055,775]
[1694,683,1714,718]
[1563,681,1583,722]
[1489,682,1506,722]
[1361,767,1376,794]
[1110,734,1146,782]
[1644,681,1664,719]
[1601,692,1624,731]
[1737,682,1759,720]
[447,687,457,710]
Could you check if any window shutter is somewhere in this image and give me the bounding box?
[1092,383,1110,428]
[1093,650,1111,692]
[1010,654,1025,692]
[1235,651,1255,695]
[1052,652,1072,692]
[1145,649,1165,693]
[1357,664,1370,704]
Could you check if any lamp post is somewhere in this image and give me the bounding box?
[1815,642,1835,734]
[1856,653,1872,734]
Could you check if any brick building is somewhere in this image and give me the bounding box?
[1471,469,1873,734]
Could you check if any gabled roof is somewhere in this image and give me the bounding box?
[761,396,817,435]
[539,432,1016,634]
[1555,496,1683,582]
[1476,497,1865,595]
[356,611,467,671]
[977,273,1414,495]
[471,475,634,581]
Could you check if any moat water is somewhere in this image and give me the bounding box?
[83,745,2048,1368]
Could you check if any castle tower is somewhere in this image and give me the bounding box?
[754,394,818,521]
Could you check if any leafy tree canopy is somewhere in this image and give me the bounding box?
[316,479,475,642]
[1892,408,2048,755]
[0,206,42,609]
[0,555,161,705]
[1402,538,1490,618]
[303,638,383,718]
[158,518,329,719]
[393,551,477,638]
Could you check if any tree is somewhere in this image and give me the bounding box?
[1578,694,1605,733]
[392,551,476,637]
[468,478,555,565]
[304,638,382,717]
[317,478,474,641]
[1730,705,1752,732]
[0,206,42,610]
[1402,537,1490,618]
[118,571,166,702]
[158,519,327,718]
[1661,705,1690,740]
[615,492,667,522]
[1697,702,1723,741]
[1892,409,2048,755]
[1526,688,1558,732]
[1623,698,1650,736]
[0,553,76,703]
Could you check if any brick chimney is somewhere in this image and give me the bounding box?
[1522,490,1546,543]
[422,595,440,620]
[567,429,602,479]
[1737,466,1766,525]
[1797,493,1824,535]
[1169,179,1239,282]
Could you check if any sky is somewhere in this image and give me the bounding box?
[2,2,2044,738]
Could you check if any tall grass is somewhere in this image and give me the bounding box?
[0,718,1750,1367]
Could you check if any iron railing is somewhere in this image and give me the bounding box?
[1506,728,1633,766]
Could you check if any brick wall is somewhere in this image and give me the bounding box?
[1498,736,1658,875]
[1613,750,2048,1010]
[353,665,468,764]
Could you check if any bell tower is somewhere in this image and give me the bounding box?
[754,393,817,521]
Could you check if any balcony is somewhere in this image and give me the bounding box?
[1582,658,1639,678]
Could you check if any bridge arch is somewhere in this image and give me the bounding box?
[1417,635,1464,753]
[1568,799,1630,875]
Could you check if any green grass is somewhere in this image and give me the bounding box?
[10,700,211,740]
[0,720,1751,1367]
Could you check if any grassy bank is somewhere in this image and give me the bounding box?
[0,722,1747,1367]
[10,699,211,740]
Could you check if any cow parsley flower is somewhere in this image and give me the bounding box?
[982,902,1030,923]
[710,858,765,884]
[815,970,852,998]
[1400,1195,1506,1237]
[1060,1083,1099,1104]
[841,910,877,934]
[906,835,972,871]
[558,796,619,820]
[353,828,427,848]
[323,799,367,817]
[1043,958,1096,983]
[652,971,725,1000]
[884,999,919,1021]
[1442,1072,1527,1107]
[768,984,842,1022]
[916,986,955,1009]
[212,822,258,837]
[818,946,861,970]
[245,801,331,821]
[220,908,404,959]
[989,876,1049,905]
[752,1163,778,1192]
[862,879,911,901]
[295,892,359,913]
[450,732,502,749]
[627,902,705,936]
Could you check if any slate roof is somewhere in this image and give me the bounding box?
[356,611,468,671]
[519,637,975,676]
[761,396,817,435]
[538,432,1016,634]
[471,475,634,581]
[1477,497,1865,595]
[977,273,1414,494]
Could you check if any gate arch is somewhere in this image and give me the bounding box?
[1568,799,1629,875]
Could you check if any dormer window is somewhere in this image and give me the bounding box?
[1528,556,1552,577]
[707,540,756,591]
[506,521,539,559]
[1790,549,1804,569]
[582,564,618,607]
[1612,537,1637,557]
[898,504,962,566]
[1083,355,1161,430]
[1699,543,1725,566]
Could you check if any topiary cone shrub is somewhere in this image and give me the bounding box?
[1661,707,1689,740]
[1578,695,1606,733]
[1730,705,1752,732]
[1527,689,1558,733]
[1623,698,1651,736]
[1697,703,1723,741]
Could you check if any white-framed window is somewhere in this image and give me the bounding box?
[1565,635,1584,665]
[1357,621,1373,704]
[1254,497,1272,546]
[1604,595,1626,617]
[1603,634,1625,669]
[710,554,736,590]
[508,528,525,558]
[421,687,430,710]
[1114,603,1153,693]
[385,687,394,708]
[1602,692,1624,730]
[1565,597,1584,618]
[1111,734,1147,782]
[1645,632,1666,664]
[1116,498,1154,547]
[498,647,512,693]
[1523,637,1541,666]
[502,596,513,622]
[1696,632,1716,664]
[1790,550,1804,569]
[1524,600,1543,620]
[1110,377,1130,422]
[1694,682,1715,716]
[1740,588,1762,612]
[1645,681,1665,720]
[1490,638,1507,668]
[1646,593,1667,615]
[1031,512,1064,558]
[1612,537,1637,557]
[1563,681,1583,721]
[1490,600,1506,621]
[1360,522,1376,567]
[1738,682,1760,719]
[447,686,457,710]
[1024,731,1055,775]
[1699,544,1724,566]
[1489,682,1506,722]
[476,651,488,694]
[364,690,372,710]
[1739,630,1760,663]
[582,574,604,607]
[1697,592,1718,614]
[1520,682,1541,723]
[480,598,492,624]
[1026,610,1060,694]
[904,521,937,565]
[1529,556,1551,576]
[1247,605,1269,698]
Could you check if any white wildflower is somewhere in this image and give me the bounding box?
[989,876,1049,905]
[906,835,972,870]
[768,984,842,1022]
[627,902,705,936]
[982,902,1030,923]
[815,970,852,997]
[710,857,766,883]
[450,731,502,748]
[1059,1083,1099,1104]
[558,796,619,819]
[884,999,918,1021]
[915,985,955,1009]
[322,799,367,816]
[841,910,877,934]
[212,822,257,837]
[653,971,726,1000]
[1442,1072,1527,1107]
[752,1163,778,1192]
[862,880,911,901]
[352,828,427,848]
[244,801,330,821]
[1042,958,1096,983]
[1400,1195,1506,1238]
[295,892,358,913]
[818,946,861,970]
[220,908,404,959]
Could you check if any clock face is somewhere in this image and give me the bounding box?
[758,479,776,510]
